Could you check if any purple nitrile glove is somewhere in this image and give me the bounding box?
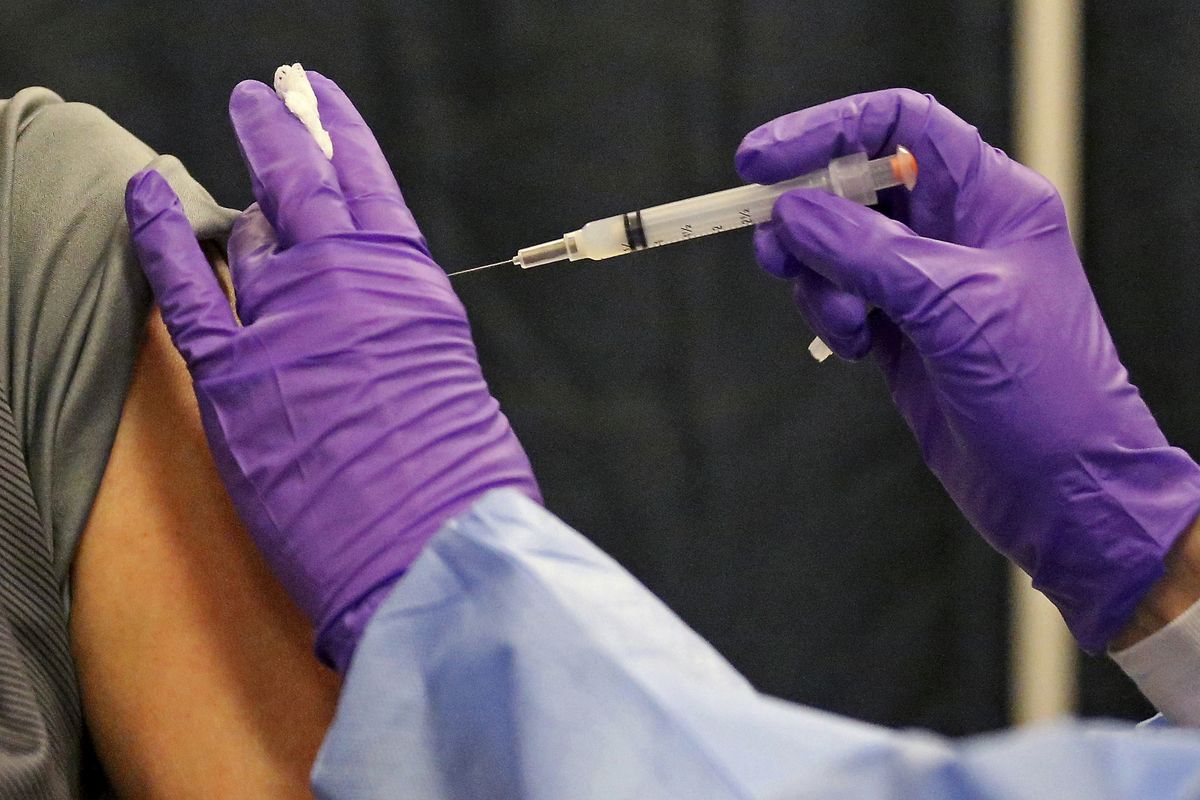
[124,73,540,672]
[737,88,1200,652]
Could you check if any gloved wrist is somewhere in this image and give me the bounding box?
[1110,510,1200,652]
[312,474,542,676]
[1111,560,1200,726]
[317,578,397,674]
[990,444,1200,653]
[314,481,542,673]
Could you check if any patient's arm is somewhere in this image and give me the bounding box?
[70,303,340,798]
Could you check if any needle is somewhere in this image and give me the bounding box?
[447,259,516,277]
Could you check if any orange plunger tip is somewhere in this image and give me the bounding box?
[892,146,918,190]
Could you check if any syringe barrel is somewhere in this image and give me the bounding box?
[568,172,829,261]
[565,149,913,262]
[637,170,830,249]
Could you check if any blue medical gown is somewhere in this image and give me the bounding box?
[311,489,1200,799]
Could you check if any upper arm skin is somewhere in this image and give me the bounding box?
[70,307,340,798]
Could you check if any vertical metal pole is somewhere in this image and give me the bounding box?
[1010,0,1084,724]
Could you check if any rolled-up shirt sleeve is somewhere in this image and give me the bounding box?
[4,87,236,575]
[0,87,236,797]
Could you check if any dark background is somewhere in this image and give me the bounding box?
[3,0,1194,733]
[1079,4,1200,718]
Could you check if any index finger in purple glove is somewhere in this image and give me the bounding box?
[734,89,942,180]
[306,71,429,249]
[125,169,237,371]
[769,189,934,317]
[228,80,355,246]
[735,89,980,241]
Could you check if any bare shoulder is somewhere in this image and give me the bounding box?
[71,308,340,798]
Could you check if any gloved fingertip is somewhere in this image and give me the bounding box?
[733,145,760,182]
[228,79,274,118]
[814,323,873,362]
[125,166,157,194]
[734,131,775,183]
[228,202,277,258]
[303,71,360,122]
[303,70,345,103]
[124,169,177,224]
[238,200,267,224]
[771,188,881,257]
[790,272,873,361]
[303,69,333,87]
[230,78,271,100]
[752,223,800,279]
[807,315,872,361]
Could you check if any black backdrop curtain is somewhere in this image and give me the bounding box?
[1079,3,1200,721]
[6,0,1177,736]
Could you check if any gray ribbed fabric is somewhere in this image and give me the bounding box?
[0,88,236,798]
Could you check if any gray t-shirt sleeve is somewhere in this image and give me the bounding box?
[1,87,237,579]
[0,86,236,798]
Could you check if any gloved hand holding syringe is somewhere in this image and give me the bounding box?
[450,147,917,360]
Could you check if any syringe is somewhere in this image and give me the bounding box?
[451,147,917,277]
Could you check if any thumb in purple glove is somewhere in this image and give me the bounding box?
[126,73,539,672]
[739,89,1200,652]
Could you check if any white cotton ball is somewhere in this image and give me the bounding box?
[273,63,334,159]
